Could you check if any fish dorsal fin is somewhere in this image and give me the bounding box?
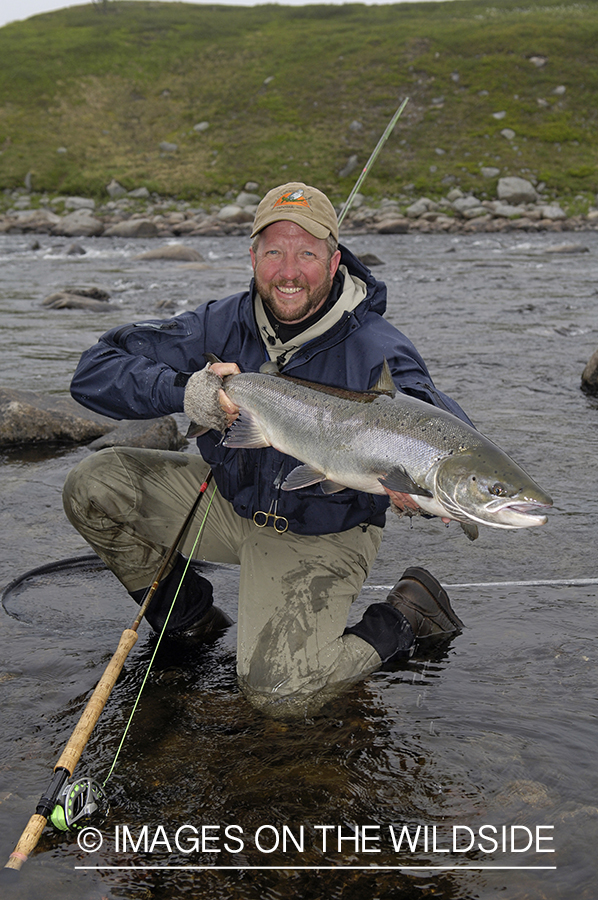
[281,464,327,491]
[371,359,396,397]
[378,467,433,497]
[223,411,271,449]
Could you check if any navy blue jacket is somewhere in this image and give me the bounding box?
[70,246,471,535]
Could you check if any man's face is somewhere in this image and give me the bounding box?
[250,221,341,324]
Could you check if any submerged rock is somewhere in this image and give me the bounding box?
[42,286,112,310]
[134,243,204,261]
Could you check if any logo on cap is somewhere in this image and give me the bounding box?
[273,189,311,209]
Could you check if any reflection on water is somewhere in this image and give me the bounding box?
[1,231,597,899]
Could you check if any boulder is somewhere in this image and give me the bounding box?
[406,198,433,218]
[133,243,205,261]
[53,210,104,237]
[159,141,178,153]
[42,286,112,310]
[0,389,114,446]
[217,205,254,224]
[581,349,598,395]
[497,177,538,205]
[376,218,410,234]
[9,209,61,232]
[103,219,158,237]
[539,204,567,220]
[128,187,150,199]
[0,387,185,449]
[88,417,186,451]
[65,197,95,210]
[106,179,127,199]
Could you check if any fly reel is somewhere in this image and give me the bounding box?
[49,777,109,832]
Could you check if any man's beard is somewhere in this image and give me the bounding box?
[256,271,334,323]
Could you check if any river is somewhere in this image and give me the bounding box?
[0,229,597,900]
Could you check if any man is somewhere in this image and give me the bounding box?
[63,182,467,719]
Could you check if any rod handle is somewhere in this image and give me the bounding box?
[4,814,47,871]
[54,628,138,775]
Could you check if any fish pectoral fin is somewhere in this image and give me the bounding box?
[222,411,271,449]
[460,521,479,541]
[281,465,327,491]
[320,480,347,494]
[378,468,433,497]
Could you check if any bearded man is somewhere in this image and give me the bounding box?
[63,182,467,718]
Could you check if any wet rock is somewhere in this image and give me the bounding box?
[103,219,158,237]
[53,209,104,237]
[66,242,86,256]
[356,252,385,267]
[497,176,538,205]
[87,417,186,451]
[42,286,112,310]
[133,243,205,262]
[545,243,589,253]
[0,388,114,446]
[0,387,185,449]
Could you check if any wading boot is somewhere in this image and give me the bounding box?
[386,566,464,642]
[130,552,232,645]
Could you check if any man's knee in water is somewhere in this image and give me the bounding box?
[63,447,134,527]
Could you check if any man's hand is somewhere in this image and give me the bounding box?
[382,487,422,514]
[209,362,241,425]
[382,486,451,525]
[184,361,241,432]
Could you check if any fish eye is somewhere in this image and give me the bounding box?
[489,482,508,497]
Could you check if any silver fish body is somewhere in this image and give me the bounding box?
[221,372,552,535]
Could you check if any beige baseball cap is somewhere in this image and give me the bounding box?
[251,182,339,241]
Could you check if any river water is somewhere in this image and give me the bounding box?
[0,230,597,900]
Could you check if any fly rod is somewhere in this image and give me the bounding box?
[337,97,409,228]
[1,471,213,882]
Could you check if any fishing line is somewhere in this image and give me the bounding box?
[363,577,598,590]
[102,480,218,786]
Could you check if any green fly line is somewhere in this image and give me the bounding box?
[102,481,219,786]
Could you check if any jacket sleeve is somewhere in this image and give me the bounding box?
[70,313,206,420]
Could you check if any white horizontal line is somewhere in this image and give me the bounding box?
[74,865,557,871]
[363,578,598,590]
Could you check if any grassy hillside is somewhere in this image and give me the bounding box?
[0,0,597,205]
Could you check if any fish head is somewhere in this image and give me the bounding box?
[434,447,553,530]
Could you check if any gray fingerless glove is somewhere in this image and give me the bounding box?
[183,364,228,432]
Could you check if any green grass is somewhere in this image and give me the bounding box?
[0,0,597,204]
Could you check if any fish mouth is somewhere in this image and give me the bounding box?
[468,498,552,529]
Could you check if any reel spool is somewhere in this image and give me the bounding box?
[49,777,109,832]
